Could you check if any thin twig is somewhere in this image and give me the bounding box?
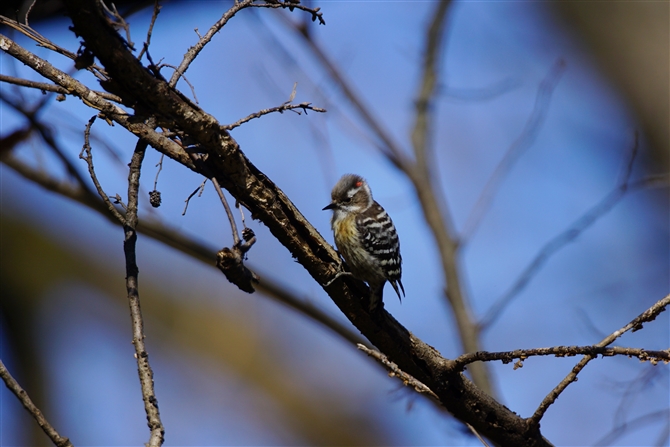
[236,200,247,228]
[529,293,670,427]
[100,0,134,50]
[357,344,441,403]
[161,64,199,103]
[1,33,195,171]
[182,179,207,215]
[79,116,126,222]
[125,138,165,447]
[138,0,161,61]
[0,359,74,447]
[222,101,326,131]
[212,176,240,246]
[447,345,670,373]
[462,59,566,242]
[153,154,164,190]
[168,0,324,88]
[250,2,325,25]
[23,0,38,27]
[167,0,254,88]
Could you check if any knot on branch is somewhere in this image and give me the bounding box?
[216,229,259,293]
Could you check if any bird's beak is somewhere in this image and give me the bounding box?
[322,202,336,211]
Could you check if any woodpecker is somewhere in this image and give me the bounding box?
[323,174,404,310]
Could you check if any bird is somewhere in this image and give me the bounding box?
[323,174,404,310]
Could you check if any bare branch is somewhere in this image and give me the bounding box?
[462,59,566,241]
[169,0,252,87]
[0,15,108,80]
[448,345,670,373]
[138,0,162,61]
[212,176,241,246]
[181,179,207,215]
[529,293,670,427]
[23,0,38,27]
[250,2,325,25]
[152,154,164,190]
[405,0,499,394]
[100,0,134,51]
[0,33,195,170]
[222,101,326,131]
[0,359,74,447]
[357,344,441,403]
[0,73,123,102]
[78,115,126,222]
[124,137,165,446]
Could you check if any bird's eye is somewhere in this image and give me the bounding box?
[342,197,351,203]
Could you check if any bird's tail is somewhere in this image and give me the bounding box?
[389,279,405,303]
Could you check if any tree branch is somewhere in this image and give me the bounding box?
[78,115,126,222]
[137,0,162,61]
[0,14,108,81]
[124,137,165,446]
[529,293,670,427]
[0,33,195,170]
[448,345,670,373]
[222,101,326,131]
[0,359,73,447]
[0,73,122,102]
[357,344,441,404]
[212,176,241,246]
[168,0,324,88]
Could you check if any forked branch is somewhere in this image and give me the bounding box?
[529,293,670,427]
